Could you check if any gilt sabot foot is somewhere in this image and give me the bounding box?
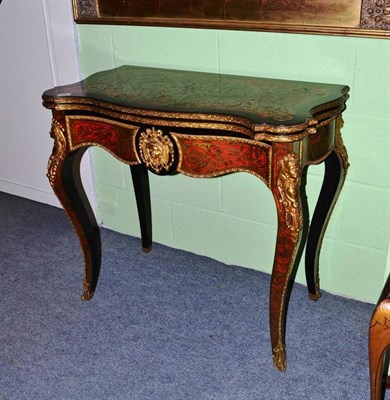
[273,342,287,371]
[80,279,95,301]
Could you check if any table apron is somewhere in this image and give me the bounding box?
[65,115,272,186]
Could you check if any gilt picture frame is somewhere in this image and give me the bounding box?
[73,0,389,38]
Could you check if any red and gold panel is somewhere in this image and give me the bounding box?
[173,134,271,186]
[66,116,140,164]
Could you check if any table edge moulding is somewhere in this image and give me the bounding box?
[42,65,350,371]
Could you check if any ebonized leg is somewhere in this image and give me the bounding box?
[130,164,152,252]
[47,121,100,300]
[305,116,349,300]
[61,149,101,300]
[305,150,346,300]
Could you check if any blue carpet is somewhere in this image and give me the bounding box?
[0,192,384,399]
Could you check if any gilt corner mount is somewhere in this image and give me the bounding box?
[73,0,389,38]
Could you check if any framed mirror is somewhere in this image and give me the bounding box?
[73,0,389,38]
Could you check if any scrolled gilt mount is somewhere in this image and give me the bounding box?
[277,153,303,236]
[137,127,176,174]
[47,119,67,187]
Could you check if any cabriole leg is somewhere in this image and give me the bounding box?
[270,153,306,371]
[47,120,101,300]
[305,116,349,300]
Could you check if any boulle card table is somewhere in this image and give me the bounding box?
[42,65,349,371]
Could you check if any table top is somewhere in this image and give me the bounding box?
[43,65,349,128]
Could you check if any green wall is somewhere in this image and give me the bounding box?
[78,25,390,304]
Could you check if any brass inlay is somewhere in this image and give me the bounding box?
[138,127,175,173]
[47,119,67,186]
[172,133,272,187]
[65,115,141,166]
[56,102,256,139]
[44,94,347,144]
[46,98,317,140]
[43,64,349,143]
[277,154,303,235]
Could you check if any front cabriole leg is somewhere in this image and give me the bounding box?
[47,118,101,300]
[270,151,305,371]
[173,133,302,370]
